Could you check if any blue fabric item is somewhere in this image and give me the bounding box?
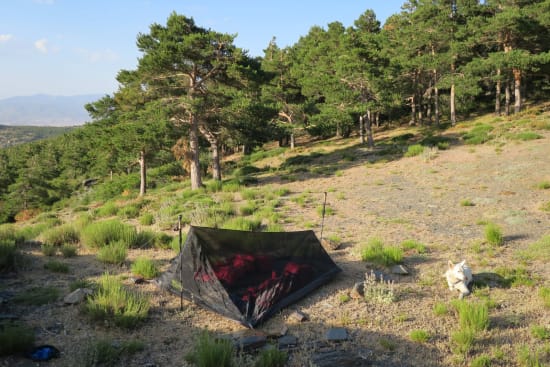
[28,345,60,361]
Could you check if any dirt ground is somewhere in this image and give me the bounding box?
[1,124,549,366]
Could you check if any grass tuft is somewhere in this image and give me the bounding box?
[131,257,159,279]
[184,331,235,367]
[360,238,403,266]
[96,241,127,264]
[484,222,503,246]
[0,323,35,356]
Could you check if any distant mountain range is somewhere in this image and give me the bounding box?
[0,94,103,126]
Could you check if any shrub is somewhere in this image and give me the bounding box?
[41,224,80,246]
[539,287,550,308]
[404,144,425,157]
[433,302,449,316]
[41,243,57,256]
[360,238,403,266]
[254,348,288,367]
[13,286,59,305]
[221,217,261,231]
[400,239,426,254]
[363,270,395,304]
[537,181,550,190]
[118,204,140,219]
[530,325,549,340]
[463,124,493,145]
[0,239,20,272]
[81,220,137,248]
[95,202,118,217]
[60,244,78,258]
[44,260,69,273]
[131,257,159,279]
[409,330,430,343]
[471,354,491,367]
[517,345,545,367]
[452,300,490,332]
[485,223,503,246]
[139,213,155,226]
[70,279,95,292]
[96,241,127,264]
[185,331,235,367]
[0,323,35,356]
[451,328,475,355]
[84,273,150,328]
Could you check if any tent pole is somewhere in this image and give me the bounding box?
[178,214,183,311]
[320,192,327,241]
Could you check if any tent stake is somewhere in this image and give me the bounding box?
[178,214,183,311]
[320,192,327,241]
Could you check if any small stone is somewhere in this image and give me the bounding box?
[63,288,91,304]
[351,282,364,298]
[325,327,348,342]
[234,334,267,351]
[278,335,298,349]
[391,264,409,275]
[289,310,308,322]
[311,349,363,367]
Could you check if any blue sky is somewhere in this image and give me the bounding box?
[0,0,405,99]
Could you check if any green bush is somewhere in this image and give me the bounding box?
[463,124,494,145]
[118,204,140,219]
[96,241,127,264]
[471,354,491,367]
[451,328,475,355]
[360,238,403,266]
[185,331,235,367]
[485,222,504,246]
[84,273,150,329]
[254,348,288,367]
[131,257,159,279]
[221,217,262,231]
[81,220,137,248]
[44,260,69,273]
[239,201,257,216]
[409,330,430,343]
[41,243,57,256]
[404,144,425,157]
[95,202,119,217]
[13,286,60,305]
[0,323,35,356]
[60,244,78,258]
[41,224,80,246]
[139,213,155,226]
[0,239,20,272]
[452,300,489,332]
[400,239,426,254]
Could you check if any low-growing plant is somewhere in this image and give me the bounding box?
[316,204,334,217]
[517,345,545,367]
[536,181,550,190]
[404,144,424,157]
[69,278,95,292]
[139,213,155,226]
[95,202,118,217]
[81,220,138,248]
[363,270,396,304]
[84,273,150,328]
[494,266,535,287]
[185,331,235,367]
[60,244,78,258]
[221,217,261,231]
[539,286,550,308]
[44,260,69,273]
[338,293,351,303]
[0,322,35,356]
[96,241,127,264]
[254,347,288,367]
[118,204,140,219]
[379,338,396,351]
[239,201,257,216]
[451,328,475,355]
[451,299,490,332]
[360,238,403,266]
[410,329,430,343]
[463,124,493,145]
[400,239,426,254]
[471,354,492,367]
[530,325,550,340]
[541,201,550,212]
[13,286,60,305]
[433,302,449,316]
[41,224,80,246]
[460,199,475,207]
[485,222,504,246]
[41,243,57,256]
[131,257,159,279]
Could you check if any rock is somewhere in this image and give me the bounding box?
[277,335,298,349]
[63,288,92,305]
[391,264,409,275]
[289,310,308,322]
[325,327,348,342]
[234,334,267,351]
[351,282,364,298]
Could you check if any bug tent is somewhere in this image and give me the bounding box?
[157,226,341,328]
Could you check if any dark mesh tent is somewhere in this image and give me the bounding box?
[157,226,342,328]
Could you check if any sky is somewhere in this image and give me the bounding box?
[0,0,406,100]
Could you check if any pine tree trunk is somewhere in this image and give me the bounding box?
[189,115,203,190]
[434,86,440,125]
[513,68,521,113]
[139,149,146,197]
[495,68,501,116]
[505,79,511,116]
[410,95,417,125]
[450,83,456,126]
[290,132,295,150]
[359,115,365,144]
[365,111,374,148]
[198,124,221,181]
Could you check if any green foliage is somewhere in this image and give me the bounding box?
[360,238,403,266]
[60,244,78,258]
[70,278,95,292]
[494,266,534,287]
[0,238,20,272]
[131,257,159,279]
[185,331,235,367]
[508,131,542,141]
[81,338,144,367]
[41,243,57,256]
[81,220,138,248]
[13,286,60,305]
[539,287,550,308]
[118,204,140,219]
[363,270,396,304]
[44,260,69,273]
[404,144,425,157]
[254,348,288,367]
[460,199,475,207]
[530,325,550,340]
[451,328,475,355]
[484,223,503,246]
[451,299,490,333]
[139,213,155,226]
[536,181,550,190]
[515,235,550,262]
[400,239,426,254]
[96,241,127,264]
[221,217,262,232]
[517,345,546,367]
[84,273,149,328]
[95,202,118,217]
[433,302,449,316]
[41,224,80,246]
[470,354,491,367]
[0,322,35,356]
[239,201,257,216]
[409,330,430,343]
[463,124,494,145]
